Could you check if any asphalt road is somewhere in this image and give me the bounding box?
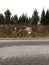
[0,40,49,65]
[0,39,49,47]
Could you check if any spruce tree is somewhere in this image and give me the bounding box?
[4,9,11,24]
[31,9,39,25]
[41,9,45,25]
[0,14,4,24]
[45,10,49,25]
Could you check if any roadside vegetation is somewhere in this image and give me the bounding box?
[0,9,49,37]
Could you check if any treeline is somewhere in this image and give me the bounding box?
[0,9,49,25]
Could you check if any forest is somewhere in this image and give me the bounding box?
[0,9,49,37]
[0,9,49,25]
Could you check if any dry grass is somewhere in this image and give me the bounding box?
[0,25,49,37]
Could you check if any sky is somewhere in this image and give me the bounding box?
[0,0,49,17]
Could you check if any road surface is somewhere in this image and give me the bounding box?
[0,40,49,65]
[0,40,49,58]
[0,39,49,47]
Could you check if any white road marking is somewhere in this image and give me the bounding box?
[0,39,49,42]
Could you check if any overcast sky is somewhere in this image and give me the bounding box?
[0,0,49,17]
